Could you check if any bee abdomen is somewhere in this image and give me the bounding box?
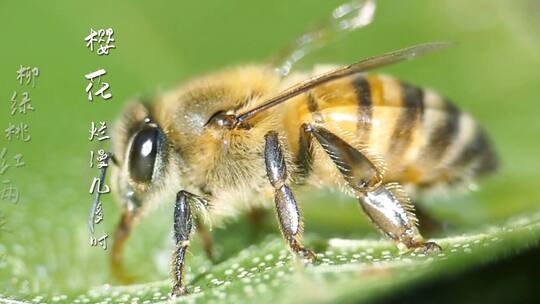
[298,74,498,187]
[442,121,498,180]
[379,80,498,185]
[414,89,498,185]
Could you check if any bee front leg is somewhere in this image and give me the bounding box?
[171,190,196,296]
[111,209,139,283]
[264,131,316,262]
[305,124,441,254]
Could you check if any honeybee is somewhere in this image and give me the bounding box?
[92,0,498,296]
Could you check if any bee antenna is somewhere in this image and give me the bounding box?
[235,42,450,126]
[88,152,113,234]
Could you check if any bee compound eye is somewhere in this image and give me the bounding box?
[128,127,160,183]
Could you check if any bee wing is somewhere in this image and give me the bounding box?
[237,42,450,124]
[271,0,377,77]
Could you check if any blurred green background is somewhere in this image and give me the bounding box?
[0,0,539,302]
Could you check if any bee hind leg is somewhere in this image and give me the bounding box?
[358,184,441,254]
[305,124,441,254]
[414,203,447,237]
[264,131,316,262]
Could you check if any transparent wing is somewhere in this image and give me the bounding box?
[237,42,450,124]
[271,0,377,77]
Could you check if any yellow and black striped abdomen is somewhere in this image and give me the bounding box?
[287,74,498,188]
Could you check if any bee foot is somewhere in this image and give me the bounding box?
[412,241,442,255]
[111,267,138,284]
[171,285,188,297]
[296,247,317,263]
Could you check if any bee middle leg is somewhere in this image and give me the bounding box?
[195,218,215,263]
[304,124,441,254]
[246,206,270,240]
[264,131,316,262]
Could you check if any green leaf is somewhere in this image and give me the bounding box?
[1,211,539,304]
